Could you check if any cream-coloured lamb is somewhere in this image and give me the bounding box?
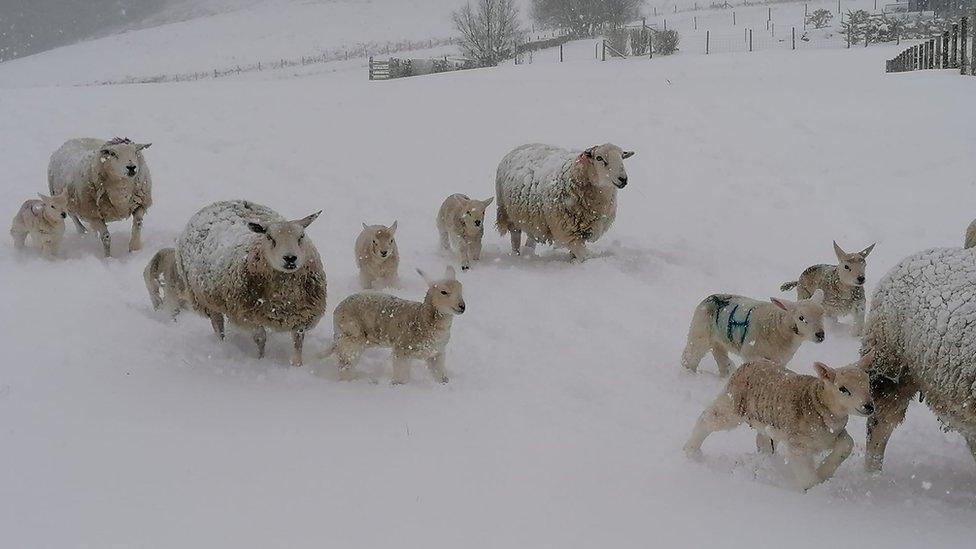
[10,190,68,258]
[354,221,399,289]
[436,194,493,270]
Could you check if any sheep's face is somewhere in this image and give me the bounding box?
[248,211,321,273]
[99,141,150,180]
[37,190,68,223]
[583,144,635,189]
[814,351,875,417]
[834,241,874,286]
[364,222,397,260]
[419,266,465,315]
[459,198,493,237]
[771,289,826,343]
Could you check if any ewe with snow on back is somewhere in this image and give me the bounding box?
[780,241,875,336]
[322,266,465,385]
[10,190,69,258]
[176,200,326,366]
[861,246,976,471]
[681,290,826,376]
[436,193,493,270]
[355,221,399,289]
[495,143,634,261]
[48,137,152,257]
[683,352,876,492]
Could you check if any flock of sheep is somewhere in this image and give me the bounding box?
[10,136,976,492]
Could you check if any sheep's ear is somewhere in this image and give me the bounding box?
[622,150,635,159]
[136,143,151,151]
[296,211,321,228]
[445,265,456,280]
[389,220,398,233]
[860,243,876,258]
[833,240,848,260]
[770,297,791,311]
[481,197,494,208]
[248,222,267,234]
[856,349,875,371]
[813,362,836,382]
[417,268,434,287]
[809,289,825,305]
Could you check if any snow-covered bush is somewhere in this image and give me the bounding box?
[807,9,833,29]
[630,27,650,56]
[607,27,629,55]
[653,29,680,55]
[840,10,871,44]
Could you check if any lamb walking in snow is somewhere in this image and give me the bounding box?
[355,221,399,289]
[681,290,826,376]
[144,247,187,320]
[436,194,493,270]
[48,137,152,257]
[495,143,634,261]
[322,266,464,384]
[176,200,326,366]
[683,352,875,491]
[861,247,976,472]
[10,190,69,258]
[780,241,875,335]
[964,219,976,248]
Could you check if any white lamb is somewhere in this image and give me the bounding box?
[495,143,634,261]
[48,137,152,257]
[861,246,976,471]
[355,221,399,289]
[322,266,464,384]
[10,190,69,257]
[681,290,826,376]
[176,200,327,366]
[436,194,493,270]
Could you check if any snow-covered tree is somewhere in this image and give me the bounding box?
[452,0,523,67]
[531,0,645,37]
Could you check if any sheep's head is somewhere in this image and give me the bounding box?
[459,197,493,236]
[99,138,151,180]
[582,143,635,189]
[248,211,321,273]
[419,266,465,315]
[813,351,875,417]
[37,189,68,222]
[771,289,825,344]
[833,241,875,287]
[363,221,397,260]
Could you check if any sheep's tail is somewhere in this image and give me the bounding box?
[144,251,165,310]
[780,281,799,292]
[316,341,337,360]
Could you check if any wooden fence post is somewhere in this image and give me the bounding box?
[694,16,698,30]
[943,31,950,67]
[733,11,736,26]
[368,56,373,80]
[602,40,607,61]
[749,29,753,51]
[961,16,969,75]
[952,23,959,68]
[929,39,935,68]
[560,43,564,62]
[792,27,796,50]
[706,30,710,54]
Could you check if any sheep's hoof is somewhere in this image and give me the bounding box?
[461,265,470,271]
[129,242,142,252]
[438,376,449,384]
[391,378,408,386]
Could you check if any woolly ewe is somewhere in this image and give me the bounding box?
[681,290,826,376]
[781,241,875,335]
[48,137,152,257]
[355,221,399,289]
[323,266,464,384]
[10,190,68,257]
[495,143,634,261]
[862,247,976,471]
[176,200,326,366]
[684,352,875,491]
[437,194,493,270]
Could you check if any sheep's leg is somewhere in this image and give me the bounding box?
[471,239,483,261]
[391,354,411,385]
[816,431,854,483]
[683,392,741,457]
[128,208,144,253]
[521,236,537,257]
[358,271,373,290]
[426,352,448,384]
[756,432,776,454]
[290,330,305,367]
[711,347,735,377]
[335,333,365,381]
[865,376,916,473]
[89,219,111,258]
[69,213,88,234]
[510,229,522,255]
[253,327,267,359]
[788,447,820,491]
[40,239,58,259]
[459,240,472,271]
[439,229,451,251]
[568,241,592,262]
[10,227,27,249]
[851,304,866,337]
[209,312,225,340]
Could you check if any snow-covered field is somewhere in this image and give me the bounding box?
[2,4,975,547]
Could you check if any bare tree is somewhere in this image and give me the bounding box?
[531,0,645,37]
[452,0,523,67]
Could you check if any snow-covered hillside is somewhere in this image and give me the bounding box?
[1,2,975,548]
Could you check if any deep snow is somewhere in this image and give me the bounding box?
[1,16,975,549]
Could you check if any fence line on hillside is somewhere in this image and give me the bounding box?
[886,14,974,74]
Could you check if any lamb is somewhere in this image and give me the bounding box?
[681,290,826,376]
[10,190,69,257]
[175,200,326,366]
[965,219,976,248]
[683,352,875,491]
[495,143,634,261]
[436,194,493,270]
[322,266,464,384]
[861,246,976,472]
[780,241,875,335]
[355,221,399,289]
[143,247,187,320]
[48,137,152,257]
